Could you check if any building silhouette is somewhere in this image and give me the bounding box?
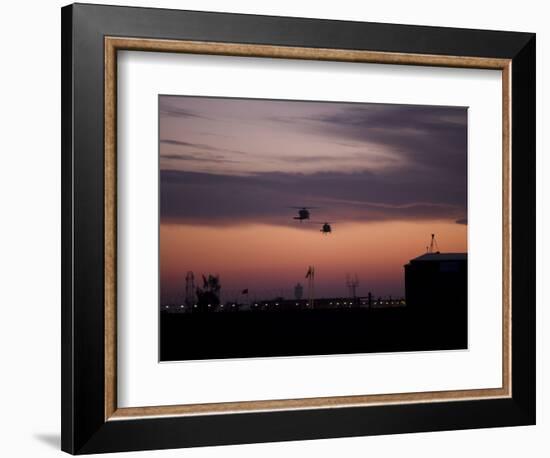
[404,252,467,310]
[294,283,304,300]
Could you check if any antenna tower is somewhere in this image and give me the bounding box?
[428,233,440,254]
[346,274,359,299]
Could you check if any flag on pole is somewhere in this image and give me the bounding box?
[241,288,249,295]
[305,266,314,278]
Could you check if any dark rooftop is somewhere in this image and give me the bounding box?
[410,252,467,262]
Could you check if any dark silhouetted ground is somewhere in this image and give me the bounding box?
[160,306,467,361]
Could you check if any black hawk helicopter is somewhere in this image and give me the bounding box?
[319,222,333,235]
[309,221,334,234]
[289,206,319,222]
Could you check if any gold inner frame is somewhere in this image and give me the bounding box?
[104,37,512,421]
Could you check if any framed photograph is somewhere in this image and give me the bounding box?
[61,3,536,454]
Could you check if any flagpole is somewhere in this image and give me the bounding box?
[306,265,315,309]
[311,266,315,309]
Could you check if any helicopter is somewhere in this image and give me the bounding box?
[320,222,333,234]
[290,206,318,222]
[310,221,333,234]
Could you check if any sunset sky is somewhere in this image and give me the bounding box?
[159,95,468,303]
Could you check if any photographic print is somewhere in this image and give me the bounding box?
[159,95,468,361]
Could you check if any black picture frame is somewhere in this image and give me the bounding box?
[61,3,535,454]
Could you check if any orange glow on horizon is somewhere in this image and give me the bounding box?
[160,220,467,302]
